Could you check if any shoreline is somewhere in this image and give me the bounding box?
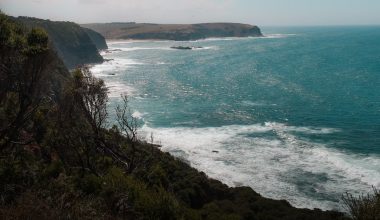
[91,46,346,211]
[104,34,296,45]
[105,35,268,43]
[90,34,378,212]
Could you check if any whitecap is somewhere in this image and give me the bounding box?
[106,81,136,98]
[132,111,145,120]
[90,58,143,76]
[193,46,219,50]
[107,40,135,45]
[263,34,297,39]
[112,47,173,52]
[241,100,272,107]
[141,123,380,211]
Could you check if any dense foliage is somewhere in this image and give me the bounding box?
[0,12,353,219]
[16,16,104,69]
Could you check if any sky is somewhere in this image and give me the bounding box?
[1,0,380,26]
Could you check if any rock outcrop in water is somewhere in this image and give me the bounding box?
[17,17,105,69]
[81,22,263,41]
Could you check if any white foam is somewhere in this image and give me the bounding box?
[194,34,296,41]
[141,123,380,211]
[89,58,139,98]
[263,34,297,39]
[90,58,143,76]
[106,81,136,98]
[107,40,135,45]
[108,39,172,44]
[190,34,295,42]
[194,37,252,42]
[264,122,341,134]
[241,100,278,107]
[193,46,218,50]
[132,111,145,120]
[111,46,172,52]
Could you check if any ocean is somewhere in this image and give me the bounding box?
[91,26,380,211]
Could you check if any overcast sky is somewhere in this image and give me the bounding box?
[1,0,380,26]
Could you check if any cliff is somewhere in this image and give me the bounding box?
[16,17,105,69]
[81,22,263,41]
[83,27,108,50]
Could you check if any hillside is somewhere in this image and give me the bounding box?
[16,17,105,69]
[83,27,108,50]
[81,22,263,41]
[0,13,350,219]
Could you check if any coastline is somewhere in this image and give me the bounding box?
[91,33,380,212]
[2,10,379,219]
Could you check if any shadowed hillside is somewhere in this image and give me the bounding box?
[16,16,105,69]
[83,27,108,50]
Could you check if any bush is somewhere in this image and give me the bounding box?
[78,174,103,194]
[342,187,380,220]
[42,161,63,179]
[26,28,48,54]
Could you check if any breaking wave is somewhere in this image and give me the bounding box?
[141,122,380,211]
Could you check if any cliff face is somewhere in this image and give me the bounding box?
[83,27,108,50]
[17,17,105,69]
[81,22,263,41]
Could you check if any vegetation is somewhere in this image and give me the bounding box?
[342,187,380,220]
[0,12,360,219]
[81,22,263,41]
[16,16,104,69]
[83,27,108,50]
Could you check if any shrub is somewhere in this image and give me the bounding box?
[42,161,63,179]
[78,174,103,194]
[342,187,380,220]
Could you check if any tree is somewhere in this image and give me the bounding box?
[116,94,139,172]
[0,19,52,150]
[116,95,138,143]
[60,67,131,174]
[72,67,108,135]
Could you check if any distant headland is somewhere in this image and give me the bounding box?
[81,22,263,41]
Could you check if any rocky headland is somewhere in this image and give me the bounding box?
[81,22,263,41]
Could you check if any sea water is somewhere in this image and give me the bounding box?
[91,26,380,211]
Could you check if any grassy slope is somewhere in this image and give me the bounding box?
[81,22,263,40]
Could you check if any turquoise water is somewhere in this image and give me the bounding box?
[91,26,380,210]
